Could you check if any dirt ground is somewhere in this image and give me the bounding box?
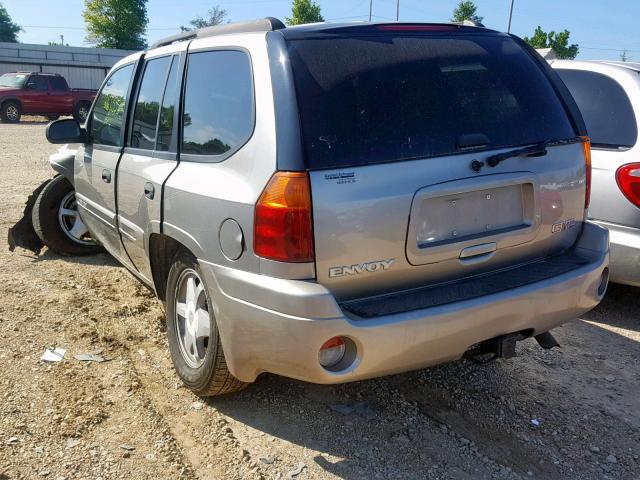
[1,121,639,480]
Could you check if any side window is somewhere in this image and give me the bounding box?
[49,76,67,92]
[90,63,134,147]
[130,56,172,150]
[557,69,638,148]
[157,57,179,151]
[27,76,48,91]
[182,50,254,157]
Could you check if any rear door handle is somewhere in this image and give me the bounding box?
[101,169,111,183]
[144,182,155,200]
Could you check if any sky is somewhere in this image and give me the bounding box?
[3,0,640,61]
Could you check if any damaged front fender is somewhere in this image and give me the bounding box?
[7,177,54,254]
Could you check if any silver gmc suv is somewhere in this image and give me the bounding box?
[32,19,609,396]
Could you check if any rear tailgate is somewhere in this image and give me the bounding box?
[286,28,587,301]
[310,143,586,300]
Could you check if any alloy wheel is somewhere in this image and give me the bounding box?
[57,191,94,245]
[174,269,211,368]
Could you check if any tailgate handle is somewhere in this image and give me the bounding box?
[459,242,497,259]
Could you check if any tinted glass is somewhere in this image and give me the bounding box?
[49,76,67,91]
[28,76,49,91]
[90,64,134,147]
[131,56,172,150]
[182,50,253,156]
[157,57,179,151]
[556,69,637,148]
[287,34,576,169]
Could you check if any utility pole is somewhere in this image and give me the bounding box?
[507,0,515,33]
[369,0,373,22]
[60,34,64,45]
[396,0,399,21]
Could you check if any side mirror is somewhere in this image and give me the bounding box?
[46,119,87,144]
[25,82,37,90]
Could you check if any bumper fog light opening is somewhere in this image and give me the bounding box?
[318,336,346,368]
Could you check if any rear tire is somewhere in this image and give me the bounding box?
[73,102,90,123]
[166,250,247,396]
[32,175,101,256]
[1,101,21,123]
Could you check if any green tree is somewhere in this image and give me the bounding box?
[180,5,228,32]
[83,0,148,50]
[451,1,483,24]
[0,2,21,42]
[285,0,324,26]
[524,26,579,60]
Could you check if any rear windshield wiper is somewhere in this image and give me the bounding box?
[471,142,547,172]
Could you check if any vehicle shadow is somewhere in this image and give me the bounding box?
[583,282,640,332]
[28,249,120,268]
[209,316,640,480]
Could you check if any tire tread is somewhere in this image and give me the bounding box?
[166,250,247,397]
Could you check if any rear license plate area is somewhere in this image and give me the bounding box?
[416,184,530,247]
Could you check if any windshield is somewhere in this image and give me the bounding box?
[287,33,576,170]
[0,73,28,88]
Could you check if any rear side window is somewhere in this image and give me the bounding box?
[287,34,576,169]
[130,55,172,150]
[182,50,254,157]
[157,57,179,151]
[556,69,637,148]
[49,76,67,91]
[27,76,48,91]
[90,63,134,147]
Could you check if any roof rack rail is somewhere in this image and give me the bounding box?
[151,17,286,49]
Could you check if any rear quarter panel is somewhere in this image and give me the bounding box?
[162,33,277,274]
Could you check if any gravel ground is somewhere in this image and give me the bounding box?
[1,122,640,480]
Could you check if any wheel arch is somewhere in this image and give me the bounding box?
[1,97,23,111]
[148,233,193,301]
[75,99,91,109]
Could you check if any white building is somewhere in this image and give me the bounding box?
[0,42,136,89]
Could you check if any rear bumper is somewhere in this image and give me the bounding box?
[593,221,640,287]
[199,222,609,384]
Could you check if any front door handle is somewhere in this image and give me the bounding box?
[144,182,155,200]
[101,169,111,183]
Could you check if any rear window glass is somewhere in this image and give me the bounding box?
[49,76,67,91]
[182,50,254,157]
[287,34,576,169]
[556,69,637,148]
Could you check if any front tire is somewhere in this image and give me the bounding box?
[32,176,101,256]
[1,101,21,123]
[166,250,246,396]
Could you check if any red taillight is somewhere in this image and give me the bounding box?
[254,171,314,263]
[376,24,458,32]
[616,163,640,208]
[580,136,592,209]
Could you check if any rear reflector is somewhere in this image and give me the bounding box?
[616,163,640,208]
[580,136,592,209]
[318,336,346,368]
[254,171,314,263]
